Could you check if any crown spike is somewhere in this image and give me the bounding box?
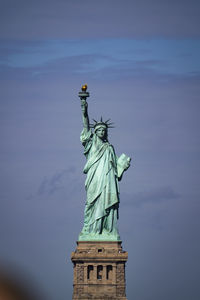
[91,117,114,130]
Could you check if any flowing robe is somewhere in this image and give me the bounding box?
[80,128,120,235]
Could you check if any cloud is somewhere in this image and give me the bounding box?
[37,167,76,196]
[1,39,200,83]
[125,186,180,207]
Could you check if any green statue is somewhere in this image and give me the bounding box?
[78,85,131,241]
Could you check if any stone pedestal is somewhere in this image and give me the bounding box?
[71,241,128,300]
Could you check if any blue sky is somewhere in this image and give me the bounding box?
[0,1,200,300]
[1,39,200,75]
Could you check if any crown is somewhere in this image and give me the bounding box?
[90,117,114,129]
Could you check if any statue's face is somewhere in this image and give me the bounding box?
[96,127,107,139]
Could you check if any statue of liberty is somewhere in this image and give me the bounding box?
[78,85,131,241]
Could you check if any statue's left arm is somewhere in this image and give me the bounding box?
[117,154,131,181]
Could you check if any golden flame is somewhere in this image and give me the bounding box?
[81,84,87,92]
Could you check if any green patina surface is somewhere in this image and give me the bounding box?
[78,86,131,241]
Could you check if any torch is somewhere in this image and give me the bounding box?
[78,84,90,101]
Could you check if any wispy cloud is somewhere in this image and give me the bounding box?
[1,39,200,81]
[37,167,76,197]
[125,186,180,207]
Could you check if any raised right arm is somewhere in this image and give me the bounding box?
[81,99,90,131]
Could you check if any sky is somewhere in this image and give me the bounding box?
[0,0,200,299]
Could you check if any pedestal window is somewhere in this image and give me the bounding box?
[87,265,94,280]
[97,265,103,280]
[106,265,113,280]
